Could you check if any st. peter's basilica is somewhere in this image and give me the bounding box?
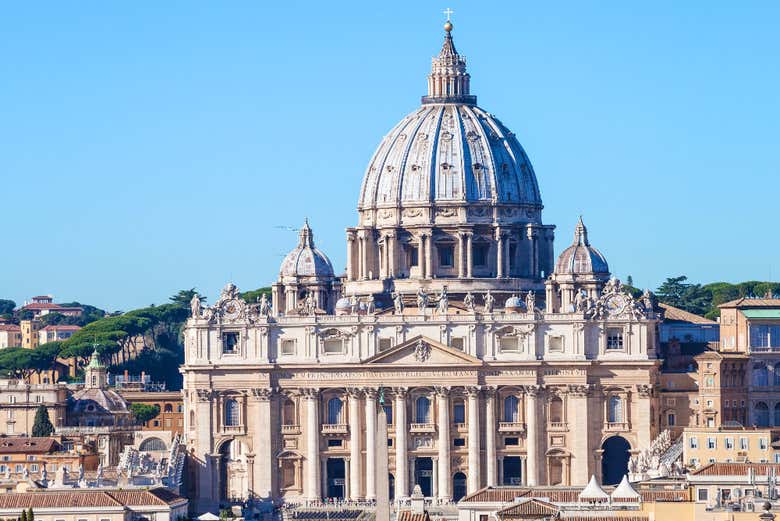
[182,21,661,513]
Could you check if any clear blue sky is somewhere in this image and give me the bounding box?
[1,2,778,311]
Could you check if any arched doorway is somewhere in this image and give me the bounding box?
[502,457,522,485]
[601,436,630,485]
[452,472,467,501]
[219,439,243,502]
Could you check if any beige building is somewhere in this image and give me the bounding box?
[20,319,40,349]
[183,22,662,514]
[683,428,776,468]
[0,379,68,436]
[0,325,21,348]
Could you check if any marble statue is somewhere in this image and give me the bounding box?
[437,288,448,315]
[259,293,271,316]
[190,294,201,318]
[526,290,536,312]
[392,292,404,315]
[416,287,428,311]
[463,291,475,312]
[483,290,495,313]
[350,294,359,315]
[366,294,375,315]
[303,292,316,315]
[574,290,587,312]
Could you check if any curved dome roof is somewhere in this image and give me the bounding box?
[279,220,334,279]
[358,24,541,212]
[555,217,609,276]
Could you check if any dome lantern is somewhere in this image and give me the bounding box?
[422,21,476,106]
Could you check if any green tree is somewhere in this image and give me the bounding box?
[20,509,27,521]
[240,287,272,304]
[0,299,15,315]
[169,289,206,307]
[656,276,711,316]
[130,403,160,425]
[32,405,54,437]
[626,275,634,287]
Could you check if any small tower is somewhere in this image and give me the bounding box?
[422,19,476,105]
[84,348,107,389]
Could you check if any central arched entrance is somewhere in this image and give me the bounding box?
[601,436,630,485]
[452,472,467,501]
[414,457,433,497]
[326,458,345,499]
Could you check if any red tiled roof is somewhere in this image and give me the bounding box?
[691,462,780,476]
[0,488,185,510]
[659,303,716,324]
[0,437,58,454]
[497,499,559,518]
[560,516,648,521]
[719,298,780,309]
[0,325,20,332]
[397,511,431,521]
[41,325,81,331]
[638,489,689,502]
[21,303,62,310]
[461,487,529,503]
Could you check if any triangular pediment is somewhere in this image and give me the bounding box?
[365,335,482,366]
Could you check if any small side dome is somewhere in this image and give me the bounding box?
[279,219,335,279]
[504,295,525,313]
[555,217,609,276]
[335,297,351,315]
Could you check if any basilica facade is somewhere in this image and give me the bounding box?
[182,22,661,513]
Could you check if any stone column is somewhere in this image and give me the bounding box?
[349,389,363,499]
[568,385,590,486]
[419,235,426,279]
[466,387,481,493]
[344,458,351,499]
[504,234,511,277]
[365,388,378,500]
[425,233,433,279]
[466,233,473,278]
[496,230,504,278]
[497,456,504,485]
[394,388,409,499]
[388,233,396,278]
[346,232,355,281]
[196,390,216,509]
[303,389,321,501]
[484,387,497,487]
[457,233,465,278]
[525,386,540,486]
[431,457,439,498]
[436,387,451,500]
[251,388,274,500]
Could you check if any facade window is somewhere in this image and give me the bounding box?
[504,437,519,446]
[705,376,714,387]
[760,438,768,450]
[383,404,393,425]
[473,244,488,267]
[224,398,240,427]
[14,465,22,473]
[407,245,419,267]
[8,396,15,404]
[750,325,780,349]
[450,337,464,351]
[30,464,38,473]
[379,338,393,352]
[606,329,624,350]
[327,398,343,424]
[327,439,342,447]
[740,437,749,450]
[415,397,431,424]
[667,413,676,426]
[503,396,520,422]
[753,363,769,386]
[499,336,519,352]
[222,332,239,354]
[725,437,734,449]
[454,438,466,447]
[323,338,344,354]
[548,336,564,353]
[164,404,173,413]
[549,397,563,423]
[689,437,698,449]
[608,395,623,423]
[280,339,297,356]
[453,400,465,424]
[282,399,297,426]
[438,244,454,267]
[707,437,716,449]
[697,487,708,503]
[755,402,770,427]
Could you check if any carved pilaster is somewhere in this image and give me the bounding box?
[250,388,273,401]
[567,384,592,397]
[635,384,654,398]
[464,386,481,398]
[196,389,214,402]
[434,386,451,398]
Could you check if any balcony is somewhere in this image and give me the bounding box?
[605,422,629,432]
[454,422,468,433]
[321,424,348,435]
[410,423,436,433]
[498,422,526,433]
[281,424,300,435]
[548,422,568,431]
[221,425,245,435]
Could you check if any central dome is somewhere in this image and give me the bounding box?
[359,105,542,209]
[358,24,542,215]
